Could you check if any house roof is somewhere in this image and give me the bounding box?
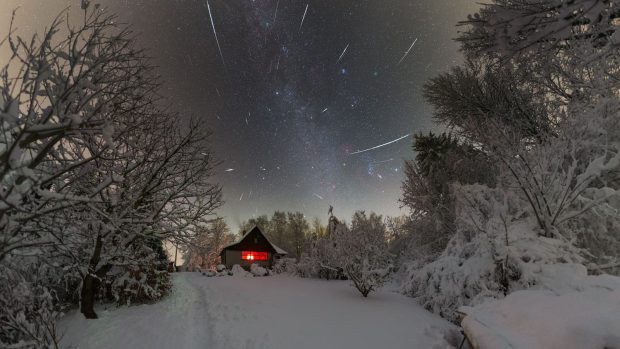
[220,226,288,255]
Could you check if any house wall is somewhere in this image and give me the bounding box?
[224,250,271,269]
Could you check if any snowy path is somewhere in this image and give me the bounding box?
[60,273,457,349]
[60,274,214,349]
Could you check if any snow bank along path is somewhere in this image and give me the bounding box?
[60,273,457,349]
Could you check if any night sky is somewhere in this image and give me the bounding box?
[0,0,480,230]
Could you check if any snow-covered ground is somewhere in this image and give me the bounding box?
[60,273,458,349]
[461,287,620,349]
[460,264,620,349]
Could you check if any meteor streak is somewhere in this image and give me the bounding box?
[207,0,226,67]
[397,38,418,65]
[349,134,411,155]
[273,0,279,23]
[336,43,349,64]
[313,193,324,200]
[299,4,309,32]
[225,168,235,172]
[373,158,395,164]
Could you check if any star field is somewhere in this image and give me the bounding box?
[0,0,480,230]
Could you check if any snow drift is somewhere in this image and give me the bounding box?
[460,265,620,349]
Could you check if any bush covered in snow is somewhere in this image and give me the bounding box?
[0,264,62,348]
[250,263,269,276]
[272,258,299,275]
[111,266,172,306]
[108,238,173,306]
[230,264,252,277]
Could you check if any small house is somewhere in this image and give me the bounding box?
[219,226,288,269]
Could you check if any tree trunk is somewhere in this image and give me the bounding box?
[80,273,99,319]
[80,233,103,319]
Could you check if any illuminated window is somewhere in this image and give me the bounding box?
[241,251,268,261]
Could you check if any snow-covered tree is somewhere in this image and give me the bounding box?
[184,219,234,271]
[239,214,270,236]
[310,217,327,239]
[269,211,289,249]
[403,183,586,322]
[295,210,347,279]
[0,5,169,335]
[458,0,620,59]
[424,62,620,238]
[68,113,223,318]
[287,212,310,259]
[400,132,495,267]
[0,4,224,326]
[402,0,620,322]
[0,9,129,262]
[341,211,393,297]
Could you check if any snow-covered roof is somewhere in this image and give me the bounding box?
[220,241,236,251]
[269,241,288,255]
[221,226,288,255]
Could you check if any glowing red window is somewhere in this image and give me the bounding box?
[241,251,268,261]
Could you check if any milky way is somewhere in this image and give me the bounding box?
[0,0,481,230]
